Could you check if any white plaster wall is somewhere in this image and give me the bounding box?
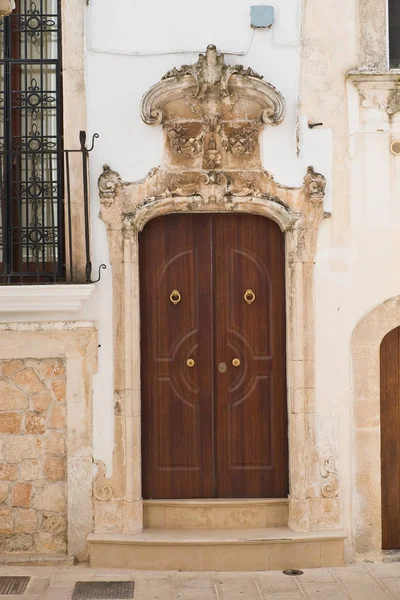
[84,0,333,474]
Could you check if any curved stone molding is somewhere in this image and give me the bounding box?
[141,45,285,128]
[0,0,14,17]
[96,47,328,537]
[321,458,339,499]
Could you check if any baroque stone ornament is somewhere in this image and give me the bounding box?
[320,457,339,499]
[141,44,285,127]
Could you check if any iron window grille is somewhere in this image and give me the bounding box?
[0,1,100,283]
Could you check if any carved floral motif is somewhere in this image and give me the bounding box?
[222,122,260,157]
[320,457,339,499]
[166,123,205,157]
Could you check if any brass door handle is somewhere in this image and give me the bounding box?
[187,359,195,367]
[232,358,241,367]
[244,289,256,305]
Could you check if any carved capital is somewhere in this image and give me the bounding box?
[320,457,339,499]
[98,165,123,205]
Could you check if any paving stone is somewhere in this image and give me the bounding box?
[215,575,262,600]
[299,583,350,599]
[345,583,391,599]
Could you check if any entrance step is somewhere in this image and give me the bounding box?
[143,498,289,529]
[88,528,346,571]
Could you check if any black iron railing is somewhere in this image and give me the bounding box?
[0,130,103,284]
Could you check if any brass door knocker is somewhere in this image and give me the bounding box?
[170,289,181,305]
[244,289,256,305]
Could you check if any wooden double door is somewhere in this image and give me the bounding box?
[140,214,288,499]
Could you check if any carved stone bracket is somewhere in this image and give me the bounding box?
[348,72,400,117]
[320,457,339,499]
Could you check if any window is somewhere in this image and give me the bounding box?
[0,0,64,282]
[389,0,400,68]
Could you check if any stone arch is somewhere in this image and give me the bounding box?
[352,296,400,557]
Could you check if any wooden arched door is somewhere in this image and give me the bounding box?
[140,213,288,499]
[381,326,400,548]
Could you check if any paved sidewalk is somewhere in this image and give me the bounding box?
[2,562,400,599]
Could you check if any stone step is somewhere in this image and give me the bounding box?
[144,498,289,529]
[88,528,346,571]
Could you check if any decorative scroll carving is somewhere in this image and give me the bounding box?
[141,44,285,127]
[93,460,114,502]
[303,166,326,206]
[320,457,339,499]
[98,165,123,206]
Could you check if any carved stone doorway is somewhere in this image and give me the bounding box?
[95,45,327,535]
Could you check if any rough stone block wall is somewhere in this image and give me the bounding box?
[0,358,67,554]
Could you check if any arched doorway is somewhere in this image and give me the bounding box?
[381,326,400,549]
[139,213,289,499]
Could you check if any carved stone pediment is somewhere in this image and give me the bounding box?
[140,44,285,171]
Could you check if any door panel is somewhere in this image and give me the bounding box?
[140,213,288,499]
[141,214,213,499]
[381,327,400,548]
[214,215,288,497]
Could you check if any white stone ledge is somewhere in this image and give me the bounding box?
[0,284,95,313]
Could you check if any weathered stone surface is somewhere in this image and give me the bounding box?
[34,532,67,554]
[45,456,65,481]
[0,412,22,434]
[5,436,36,463]
[25,412,46,434]
[0,380,28,409]
[32,389,53,412]
[48,405,66,429]
[33,483,65,512]
[0,463,18,480]
[14,508,37,533]
[12,368,45,395]
[0,507,13,533]
[20,459,41,481]
[38,359,65,379]
[0,1,14,18]
[51,380,65,403]
[11,483,32,507]
[44,432,65,456]
[42,512,66,534]
[0,533,33,552]
[2,360,24,377]
[0,481,8,504]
